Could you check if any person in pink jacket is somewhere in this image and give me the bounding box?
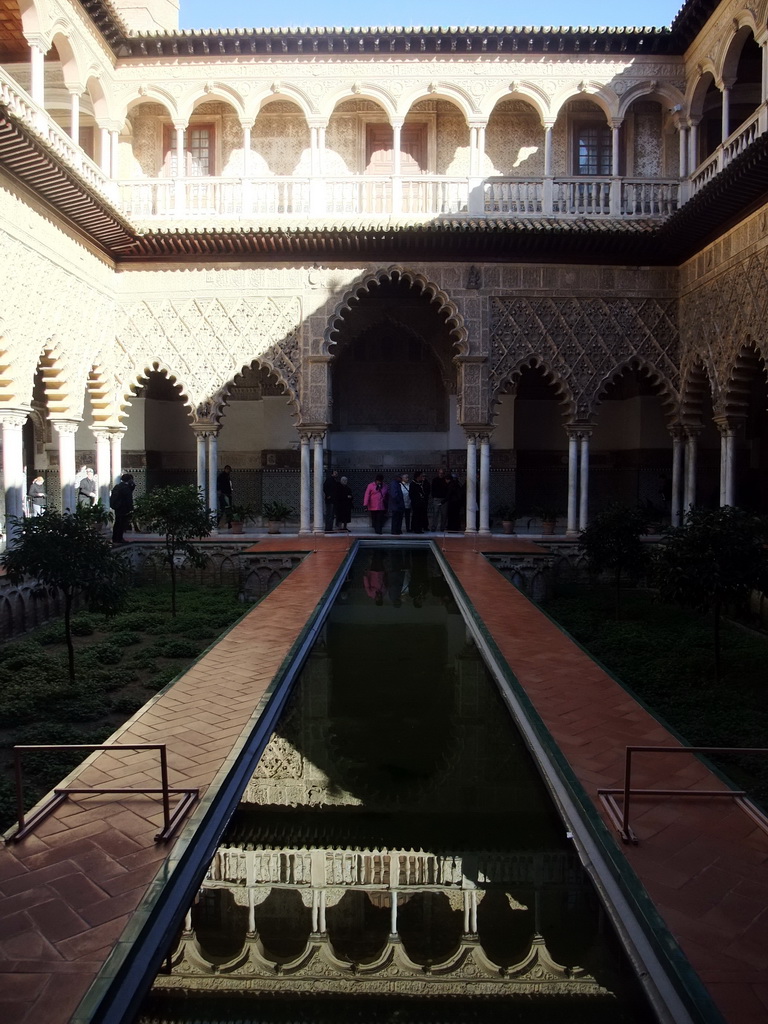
[363,474,389,535]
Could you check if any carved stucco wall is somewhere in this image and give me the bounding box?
[679,201,768,414]
[484,100,545,178]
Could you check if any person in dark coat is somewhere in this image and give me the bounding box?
[323,470,340,532]
[409,471,429,534]
[445,472,464,532]
[216,464,233,526]
[77,467,97,506]
[110,473,135,544]
[430,467,449,531]
[389,473,411,534]
[334,476,354,532]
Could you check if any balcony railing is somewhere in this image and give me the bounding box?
[3,64,765,230]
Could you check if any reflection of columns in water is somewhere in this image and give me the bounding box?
[312,433,325,534]
[299,433,311,533]
[465,433,477,533]
[390,890,398,937]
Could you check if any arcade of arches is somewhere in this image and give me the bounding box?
[2,231,768,537]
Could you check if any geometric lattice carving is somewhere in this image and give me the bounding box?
[490,296,679,421]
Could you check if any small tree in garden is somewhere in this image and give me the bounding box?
[653,505,768,683]
[133,485,217,617]
[2,504,130,684]
[579,503,652,617]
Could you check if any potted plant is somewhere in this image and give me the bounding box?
[229,503,258,535]
[531,505,562,535]
[260,500,294,534]
[494,505,517,535]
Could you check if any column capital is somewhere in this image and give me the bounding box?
[191,423,218,438]
[0,408,30,429]
[50,417,81,436]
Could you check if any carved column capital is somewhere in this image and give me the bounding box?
[50,417,81,436]
[0,409,30,430]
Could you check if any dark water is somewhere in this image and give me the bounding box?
[140,547,657,1024]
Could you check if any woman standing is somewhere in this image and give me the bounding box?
[363,474,388,535]
[334,476,354,532]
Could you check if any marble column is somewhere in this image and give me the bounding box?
[194,429,207,501]
[207,430,219,532]
[389,891,398,938]
[1,410,28,530]
[683,428,699,509]
[109,427,125,486]
[91,427,112,507]
[670,427,684,526]
[566,430,579,535]
[578,432,590,531]
[29,41,45,107]
[299,433,311,534]
[478,434,491,535]
[717,421,737,507]
[313,433,325,534]
[464,433,477,534]
[52,419,80,512]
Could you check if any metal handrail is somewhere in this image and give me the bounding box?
[598,744,768,844]
[12,743,198,843]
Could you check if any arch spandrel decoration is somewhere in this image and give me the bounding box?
[595,356,680,426]
[681,245,768,416]
[490,295,680,422]
[116,295,303,416]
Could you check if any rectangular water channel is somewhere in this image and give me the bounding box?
[139,545,672,1023]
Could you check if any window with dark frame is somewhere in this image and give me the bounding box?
[574,122,612,175]
[162,123,214,176]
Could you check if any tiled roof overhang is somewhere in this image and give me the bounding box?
[0,105,137,254]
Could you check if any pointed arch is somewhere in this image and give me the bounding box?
[324,266,468,357]
[594,356,679,425]
[722,342,768,420]
[119,362,194,423]
[491,354,575,421]
[213,358,299,424]
[679,357,714,426]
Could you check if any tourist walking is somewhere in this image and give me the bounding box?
[334,476,354,532]
[430,467,449,531]
[27,475,46,516]
[110,473,135,544]
[409,471,429,533]
[323,469,340,532]
[216,464,233,527]
[363,474,388,535]
[77,467,97,506]
[389,473,412,534]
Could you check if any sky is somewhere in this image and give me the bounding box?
[178,0,684,32]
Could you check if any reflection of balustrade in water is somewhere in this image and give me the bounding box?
[208,844,579,890]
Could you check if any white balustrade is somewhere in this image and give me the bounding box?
[620,180,680,217]
[552,177,612,216]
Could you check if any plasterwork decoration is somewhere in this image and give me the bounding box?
[161,931,609,997]
[0,225,115,415]
[490,295,680,421]
[680,245,768,416]
[116,295,302,417]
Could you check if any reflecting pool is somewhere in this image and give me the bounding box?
[140,547,657,1023]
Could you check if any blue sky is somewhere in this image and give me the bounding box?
[179,0,684,31]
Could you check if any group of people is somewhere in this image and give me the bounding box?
[323,467,466,535]
[25,465,98,517]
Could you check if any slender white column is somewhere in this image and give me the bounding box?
[175,125,185,176]
[392,122,402,176]
[670,429,684,526]
[110,130,119,177]
[300,434,311,534]
[1,411,28,529]
[689,120,699,171]
[678,123,689,178]
[207,431,219,527]
[566,431,579,534]
[53,419,79,512]
[247,888,256,935]
[318,126,326,175]
[578,433,590,531]
[468,126,479,176]
[242,124,252,176]
[318,889,327,934]
[69,91,80,143]
[478,435,491,535]
[92,428,112,507]
[109,427,124,485]
[684,430,698,509]
[464,434,477,534]
[195,430,207,498]
[313,434,325,534]
[543,123,553,176]
[463,891,471,934]
[611,121,621,176]
[310,889,319,934]
[718,423,736,507]
[29,42,45,106]
[721,85,731,142]
[100,126,110,173]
